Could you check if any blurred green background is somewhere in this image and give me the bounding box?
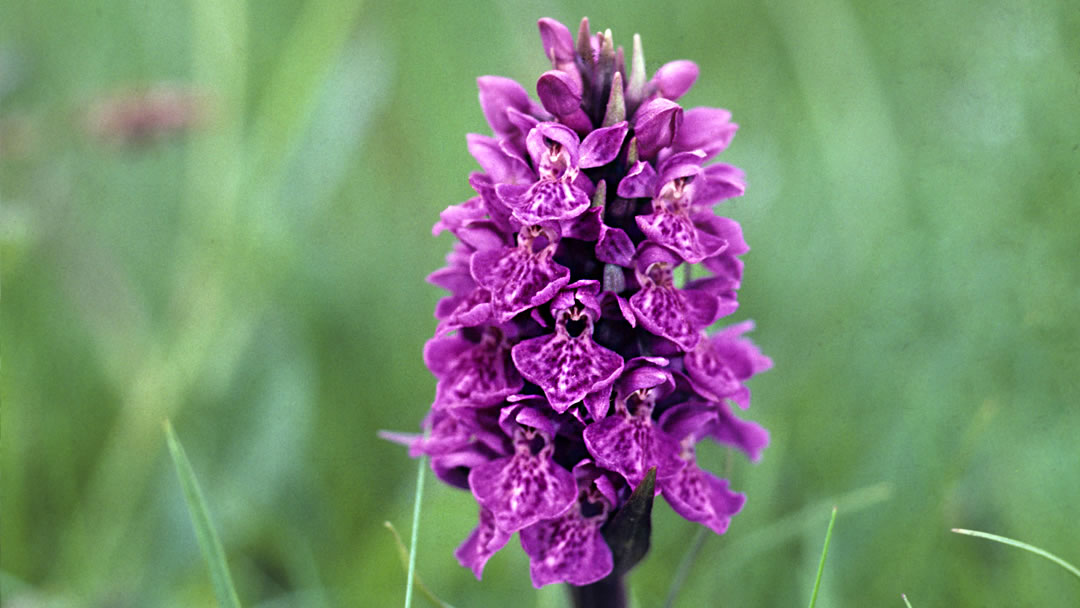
[3,0,1078,606]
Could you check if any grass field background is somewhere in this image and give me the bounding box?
[3,1,1079,606]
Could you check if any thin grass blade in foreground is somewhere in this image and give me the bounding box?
[384,522,456,608]
[164,420,242,608]
[901,593,913,607]
[951,528,1080,582]
[404,456,427,608]
[807,506,838,608]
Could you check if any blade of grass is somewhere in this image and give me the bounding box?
[165,421,241,604]
[405,456,427,608]
[383,522,456,608]
[662,527,708,608]
[951,528,1080,582]
[807,506,838,608]
[725,482,891,570]
[164,420,242,608]
[901,593,913,607]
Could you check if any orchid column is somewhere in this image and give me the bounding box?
[383,16,772,606]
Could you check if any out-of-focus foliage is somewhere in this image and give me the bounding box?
[2,1,1078,606]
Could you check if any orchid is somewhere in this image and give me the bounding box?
[382,16,772,601]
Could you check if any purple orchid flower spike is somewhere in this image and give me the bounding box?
[383,16,773,598]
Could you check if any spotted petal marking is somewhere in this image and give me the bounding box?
[511,322,625,412]
[428,333,524,408]
[661,462,745,534]
[629,281,715,351]
[636,209,727,264]
[520,502,613,588]
[468,444,577,532]
[455,507,512,579]
[471,242,570,324]
[583,412,685,486]
[499,179,590,224]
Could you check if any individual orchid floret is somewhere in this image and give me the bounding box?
[520,486,614,587]
[511,284,625,412]
[497,121,627,224]
[471,224,570,323]
[384,16,772,597]
[468,424,578,533]
[628,245,722,351]
[455,506,512,578]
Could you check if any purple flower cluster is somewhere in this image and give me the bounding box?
[384,17,772,589]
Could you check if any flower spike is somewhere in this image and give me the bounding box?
[383,16,772,590]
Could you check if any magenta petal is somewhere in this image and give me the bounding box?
[478,76,534,137]
[579,121,629,169]
[537,70,582,117]
[468,173,517,233]
[662,463,745,534]
[653,60,699,100]
[583,413,685,486]
[525,122,581,169]
[695,214,748,255]
[710,401,770,461]
[596,225,636,267]
[467,133,533,184]
[499,179,590,224]
[511,329,625,412]
[633,98,684,159]
[471,245,570,323]
[455,507,512,579]
[616,160,657,199]
[520,505,613,587]
[629,282,706,350]
[538,18,575,64]
[694,163,746,206]
[432,196,487,237]
[636,209,728,264]
[428,334,524,408]
[468,448,577,532]
[674,107,738,161]
[583,380,615,420]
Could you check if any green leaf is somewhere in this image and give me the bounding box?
[164,420,242,608]
[602,467,656,577]
[951,528,1080,582]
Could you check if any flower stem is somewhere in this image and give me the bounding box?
[567,573,627,608]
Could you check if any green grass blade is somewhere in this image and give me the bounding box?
[901,593,913,607]
[662,527,708,608]
[384,522,456,608]
[164,420,242,608]
[807,506,838,608]
[405,456,427,608]
[951,528,1080,582]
